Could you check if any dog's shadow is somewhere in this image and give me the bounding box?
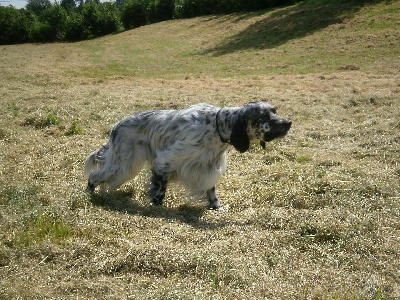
[88,190,226,229]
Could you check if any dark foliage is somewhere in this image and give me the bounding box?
[26,0,52,16]
[0,7,36,44]
[0,0,121,43]
[122,0,148,29]
[81,1,121,38]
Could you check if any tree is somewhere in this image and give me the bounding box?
[154,0,174,22]
[0,6,36,44]
[61,0,76,11]
[26,0,52,16]
[115,0,126,10]
[65,11,86,40]
[81,1,121,38]
[31,4,68,41]
[122,0,148,29]
[95,2,122,35]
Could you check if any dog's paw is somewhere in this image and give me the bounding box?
[209,206,227,213]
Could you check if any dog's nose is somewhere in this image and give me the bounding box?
[286,120,292,130]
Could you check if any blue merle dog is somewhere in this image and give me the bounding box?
[85,102,291,210]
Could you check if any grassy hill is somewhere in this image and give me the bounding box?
[0,1,399,299]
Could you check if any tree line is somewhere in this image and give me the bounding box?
[0,0,299,44]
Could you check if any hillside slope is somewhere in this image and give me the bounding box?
[77,0,400,77]
[2,1,400,79]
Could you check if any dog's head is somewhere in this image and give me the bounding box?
[230,102,292,153]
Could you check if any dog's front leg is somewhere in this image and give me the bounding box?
[207,186,222,210]
[148,169,169,206]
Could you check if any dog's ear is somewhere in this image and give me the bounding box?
[230,113,250,153]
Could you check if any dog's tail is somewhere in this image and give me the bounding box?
[84,143,110,177]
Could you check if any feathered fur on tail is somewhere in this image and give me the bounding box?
[84,143,109,177]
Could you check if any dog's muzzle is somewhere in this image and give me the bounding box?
[276,119,292,136]
[262,118,292,144]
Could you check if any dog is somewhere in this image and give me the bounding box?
[85,102,291,210]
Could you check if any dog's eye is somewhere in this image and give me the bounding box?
[271,108,277,114]
[259,114,270,122]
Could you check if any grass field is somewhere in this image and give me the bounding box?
[1,1,399,299]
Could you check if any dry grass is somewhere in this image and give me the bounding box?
[1,1,399,299]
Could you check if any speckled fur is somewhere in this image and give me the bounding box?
[84,102,291,209]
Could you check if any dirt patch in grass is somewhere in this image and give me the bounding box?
[0,1,399,299]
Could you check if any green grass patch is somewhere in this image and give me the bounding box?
[23,113,61,129]
[12,212,72,247]
[65,120,85,136]
[8,103,20,118]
